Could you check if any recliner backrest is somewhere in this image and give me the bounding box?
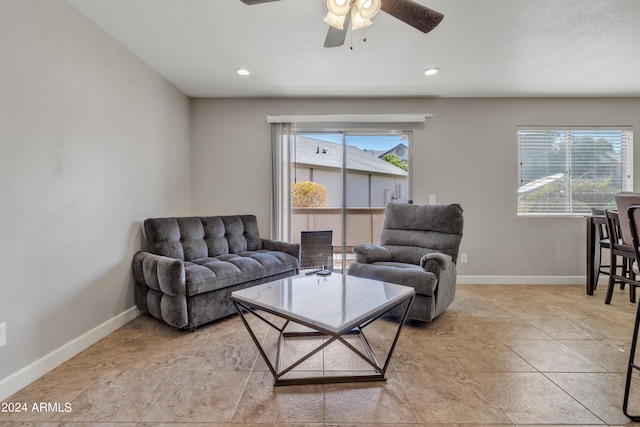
[380,203,464,264]
[143,215,262,261]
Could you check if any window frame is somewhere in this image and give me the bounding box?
[517,126,634,217]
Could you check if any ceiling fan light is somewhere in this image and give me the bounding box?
[355,0,381,19]
[324,11,346,30]
[351,8,373,30]
[326,0,350,16]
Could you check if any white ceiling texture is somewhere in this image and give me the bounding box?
[65,0,640,98]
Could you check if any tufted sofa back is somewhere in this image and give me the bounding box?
[144,215,262,262]
[380,203,464,263]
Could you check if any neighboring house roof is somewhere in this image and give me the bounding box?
[381,143,409,162]
[363,149,387,158]
[517,173,564,194]
[294,136,408,177]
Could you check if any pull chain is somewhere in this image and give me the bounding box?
[349,23,353,50]
[350,29,367,49]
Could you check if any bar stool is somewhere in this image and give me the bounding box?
[614,192,640,420]
[605,209,637,304]
[590,207,611,288]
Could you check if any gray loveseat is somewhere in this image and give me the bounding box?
[132,215,300,330]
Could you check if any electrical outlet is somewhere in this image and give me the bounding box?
[429,194,437,205]
[0,323,6,348]
[460,253,468,264]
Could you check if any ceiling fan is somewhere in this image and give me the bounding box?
[239,0,444,48]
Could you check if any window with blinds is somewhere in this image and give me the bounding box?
[517,126,633,216]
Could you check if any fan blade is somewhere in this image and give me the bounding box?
[239,0,280,4]
[381,0,444,33]
[324,12,351,48]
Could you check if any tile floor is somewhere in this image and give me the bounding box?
[3,283,640,426]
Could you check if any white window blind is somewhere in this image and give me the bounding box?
[517,126,633,216]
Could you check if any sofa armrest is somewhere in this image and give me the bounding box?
[262,239,301,263]
[132,251,186,297]
[353,244,392,264]
[420,252,453,275]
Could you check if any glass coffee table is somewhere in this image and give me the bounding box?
[231,272,415,386]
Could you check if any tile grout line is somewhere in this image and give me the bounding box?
[390,368,422,425]
[227,311,273,424]
[541,371,609,425]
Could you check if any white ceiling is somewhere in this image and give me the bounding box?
[65,0,640,98]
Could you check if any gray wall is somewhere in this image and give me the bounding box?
[191,97,640,281]
[0,0,191,389]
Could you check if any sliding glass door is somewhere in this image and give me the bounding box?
[289,130,411,272]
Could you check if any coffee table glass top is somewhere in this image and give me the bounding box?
[231,273,414,334]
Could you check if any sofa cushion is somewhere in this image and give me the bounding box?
[144,215,263,262]
[222,216,261,253]
[185,250,299,296]
[201,216,229,256]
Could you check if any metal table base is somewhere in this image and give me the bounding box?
[233,295,413,386]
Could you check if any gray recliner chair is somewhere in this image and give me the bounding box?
[348,203,464,322]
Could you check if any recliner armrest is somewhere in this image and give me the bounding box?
[353,244,392,263]
[420,252,453,275]
[262,239,301,263]
[132,251,186,296]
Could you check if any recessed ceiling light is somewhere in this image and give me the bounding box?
[423,68,440,76]
[235,68,251,76]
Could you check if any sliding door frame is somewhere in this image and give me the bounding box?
[291,127,413,272]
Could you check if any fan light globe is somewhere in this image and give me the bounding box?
[351,7,373,30]
[324,11,346,30]
[356,0,381,19]
[327,0,350,16]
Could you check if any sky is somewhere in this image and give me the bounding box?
[299,133,406,152]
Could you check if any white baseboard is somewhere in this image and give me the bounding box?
[0,306,141,402]
[458,275,585,285]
